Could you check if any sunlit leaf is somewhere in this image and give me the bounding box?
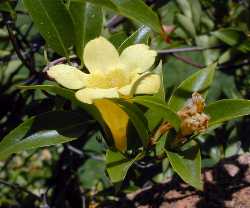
[168,63,217,112]
[69,1,103,62]
[205,99,250,126]
[106,149,143,183]
[166,143,202,190]
[0,111,90,160]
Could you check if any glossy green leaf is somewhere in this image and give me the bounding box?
[205,99,250,126]
[176,14,196,38]
[69,1,102,62]
[0,111,90,160]
[118,26,151,52]
[168,63,217,112]
[75,0,118,10]
[133,96,181,130]
[106,149,143,183]
[82,0,162,33]
[114,99,150,147]
[166,144,202,190]
[23,0,74,56]
[212,28,245,46]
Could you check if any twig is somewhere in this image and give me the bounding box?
[157,46,220,54]
[172,53,205,68]
[4,15,37,74]
[106,15,125,29]
[43,55,77,72]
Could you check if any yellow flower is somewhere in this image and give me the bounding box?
[47,36,160,104]
[47,37,161,151]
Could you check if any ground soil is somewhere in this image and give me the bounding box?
[121,154,250,208]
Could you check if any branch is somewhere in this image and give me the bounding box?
[157,46,221,54]
[171,53,205,68]
[3,14,37,74]
[43,55,77,72]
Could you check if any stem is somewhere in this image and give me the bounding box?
[172,53,205,68]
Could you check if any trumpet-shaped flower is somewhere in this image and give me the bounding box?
[47,37,161,151]
[47,37,160,104]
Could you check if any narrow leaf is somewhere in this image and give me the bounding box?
[83,0,162,33]
[205,99,250,126]
[114,99,150,147]
[166,144,203,190]
[168,63,217,112]
[133,96,181,130]
[176,14,196,38]
[23,0,74,56]
[212,28,245,46]
[0,111,90,160]
[69,1,102,61]
[106,149,143,183]
[118,26,151,52]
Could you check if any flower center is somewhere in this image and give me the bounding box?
[86,69,131,89]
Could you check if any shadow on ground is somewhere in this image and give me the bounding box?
[100,154,250,208]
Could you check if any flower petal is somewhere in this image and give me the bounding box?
[120,44,157,73]
[83,37,120,73]
[135,74,161,94]
[47,64,88,89]
[119,74,161,95]
[75,88,119,104]
[95,99,128,151]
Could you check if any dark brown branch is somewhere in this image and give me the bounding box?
[171,53,205,68]
[157,46,221,54]
[4,16,37,74]
[43,55,77,72]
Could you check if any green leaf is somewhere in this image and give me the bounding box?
[69,1,102,62]
[212,28,245,46]
[83,0,162,33]
[118,26,151,53]
[176,14,196,38]
[176,0,192,18]
[75,0,118,10]
[114,99,150,147]
[166,143,203,190]
[168,63,217,112]
[205,99,250,126]
[23,0,74,56]
[19,85,104,127]
[106,149,143,183]
[0,111,90,160]
[189,0,202,29]
[133,96,181,130]
[195,35,220,65]
[0,2,15,17]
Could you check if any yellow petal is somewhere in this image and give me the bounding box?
[135,74,161,94]
[83,37,120,73]
[120,44,157,73]
[95,99,128,151]
[119,74,161,95]
[47,64,88,90]
[118,74,140,96]
[75,88,119,104]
